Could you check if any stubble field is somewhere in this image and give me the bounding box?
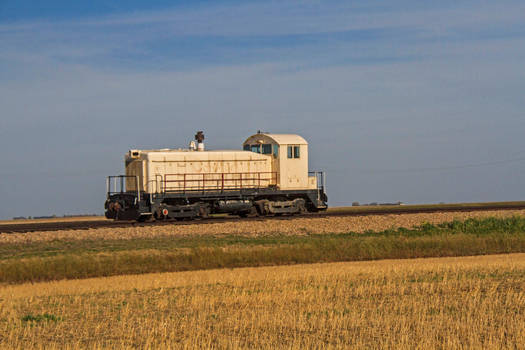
[2,209,525,348]
[1,253,524,349]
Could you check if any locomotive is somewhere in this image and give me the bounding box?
[105,132,327,221]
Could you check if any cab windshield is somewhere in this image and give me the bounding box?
[245,144,273,155]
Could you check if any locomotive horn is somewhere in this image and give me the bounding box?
[195,131,205,151]
[195,131,204,143]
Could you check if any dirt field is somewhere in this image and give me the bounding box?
[2,208,525,244]
[1,253,523,349]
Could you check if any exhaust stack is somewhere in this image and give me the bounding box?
[195,131,205,151]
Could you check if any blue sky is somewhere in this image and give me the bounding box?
[1,0,525,218]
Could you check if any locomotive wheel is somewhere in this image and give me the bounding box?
[238,205,258,218]
[297,199,307,214]
[249,206,259,217]
[198,205,210,219]
[155,208,169,220]
[255,200,270,216]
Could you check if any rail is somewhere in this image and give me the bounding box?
[162,172,278,194]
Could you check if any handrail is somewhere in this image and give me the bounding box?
[308,171,326,202]
[106,175,141,202]
[162,172,278,193]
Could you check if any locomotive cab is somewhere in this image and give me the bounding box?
[242,133,319,191]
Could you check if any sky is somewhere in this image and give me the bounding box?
[1,0,525,218]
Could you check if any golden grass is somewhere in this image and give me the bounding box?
[2,209,525,244]
[1,253,524,349]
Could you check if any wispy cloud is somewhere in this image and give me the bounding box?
[2,1,524,35]
[1,0,524,73]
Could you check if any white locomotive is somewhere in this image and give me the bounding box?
[105,131,327,220]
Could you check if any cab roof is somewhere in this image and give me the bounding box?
[244,133,308,145]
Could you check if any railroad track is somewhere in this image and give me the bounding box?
[2,201,525,234]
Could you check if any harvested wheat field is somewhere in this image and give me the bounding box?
[0,253,524,349]
[2,209,525,244]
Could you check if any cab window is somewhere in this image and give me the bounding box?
[251,145,261,153]
[288,145,300,158]
[294,146,300,158]
[262,144,272,154]
[243,144,250,151]
[273,145,279,157]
